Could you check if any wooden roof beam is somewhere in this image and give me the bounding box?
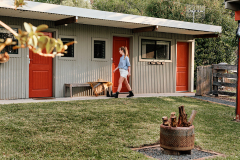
[194,34,220,39]
[55,16,78,26]
[132,26,158,33]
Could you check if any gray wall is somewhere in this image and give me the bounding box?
[0,16,194,99]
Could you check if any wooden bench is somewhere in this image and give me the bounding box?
[65,83,91,98]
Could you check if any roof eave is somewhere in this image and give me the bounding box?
[0,0,222,36]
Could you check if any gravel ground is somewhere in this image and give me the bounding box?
[193,96,235,107]
[137,146,217,160]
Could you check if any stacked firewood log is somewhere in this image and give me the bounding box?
[162,106,197,127]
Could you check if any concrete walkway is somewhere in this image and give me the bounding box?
[0,93,195,104]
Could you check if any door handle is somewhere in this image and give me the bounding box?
[29,58,33,64]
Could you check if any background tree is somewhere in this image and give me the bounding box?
[61,0,91,8]
[29,0,63,4]
[29,0,92,8]
[91,0,148,15]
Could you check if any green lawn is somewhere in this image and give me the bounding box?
[0,97,239,159]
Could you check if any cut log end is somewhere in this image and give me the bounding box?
[171,116,177,127]
[162,116,169,126]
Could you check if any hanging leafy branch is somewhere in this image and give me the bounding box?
[0,1,77,63]
[14,0,27,9]
[0,21,77,63]
[14,22,76,56]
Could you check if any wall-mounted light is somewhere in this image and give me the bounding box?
[65,24,68,26]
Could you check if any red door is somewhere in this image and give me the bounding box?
[112,37,130,93]
[176,42,189,92]
[29,32,53,98]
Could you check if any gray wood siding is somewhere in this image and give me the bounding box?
[0,16,194,99]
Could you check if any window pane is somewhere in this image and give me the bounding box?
[0,27,18,54]
[94,40,105,59]
[156,41,170,60]
[141,39,155,59]
[61,38,74,57]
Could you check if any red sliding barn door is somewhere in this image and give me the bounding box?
[29,32,53,98]
[176,42,189,92]
[112,36,130,93]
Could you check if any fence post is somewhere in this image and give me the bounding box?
[208,65,213,94]
[196,66,202,96]
[213,67,218,97]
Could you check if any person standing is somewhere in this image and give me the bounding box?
[113,46,134,98]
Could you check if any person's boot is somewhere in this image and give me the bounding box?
[113,92,119,98]
[106,91,110,97]
[110,91,113,97]
[127,91,134,97]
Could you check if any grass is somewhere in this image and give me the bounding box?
[0,97,239,159]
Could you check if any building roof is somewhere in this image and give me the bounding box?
[0,0,221,36]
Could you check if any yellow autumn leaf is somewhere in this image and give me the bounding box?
[32,35,38,48]
[56,39,63,52]
[28,37,33,47]
[38,36,49,49]
[36,25,48,32]
[46,38,55,54]
[37,32,44,36]
[4,38,12,46]
[32,25,37,33]
[24,22,31,33]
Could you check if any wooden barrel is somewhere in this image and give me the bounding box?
[160,124,195,151]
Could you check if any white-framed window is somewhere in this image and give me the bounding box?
[139,37,172,62]
[92,38,107,61]
[59,35,76,60]
[0,25,21,58]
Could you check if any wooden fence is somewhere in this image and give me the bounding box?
[196,64,237,96]
[212,64,237,97]
[196,65,212,96]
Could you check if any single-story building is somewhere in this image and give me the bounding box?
[0,1,221,99]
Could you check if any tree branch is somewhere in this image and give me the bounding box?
[0,21,18,37]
